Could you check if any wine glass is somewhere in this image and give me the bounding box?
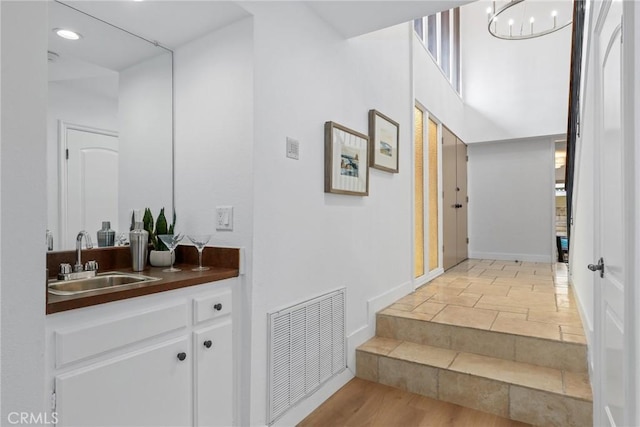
[158,233,184,272]
[188,234,212,271]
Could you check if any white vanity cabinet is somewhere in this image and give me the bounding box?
[46,279,236,427]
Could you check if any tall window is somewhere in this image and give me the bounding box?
[414,7,461,94]
[414,106,425,278]
[428,118,439,271]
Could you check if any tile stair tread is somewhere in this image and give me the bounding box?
[357,337,592,402]
[377,309,587,347]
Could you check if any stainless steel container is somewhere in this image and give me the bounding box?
[129,222,149,272]
[97,221,115,247]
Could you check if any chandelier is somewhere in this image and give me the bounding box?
[486,0,573,40]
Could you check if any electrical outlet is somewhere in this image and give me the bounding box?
[216,206,233,231]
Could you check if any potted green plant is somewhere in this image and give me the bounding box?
[142,207,176,267]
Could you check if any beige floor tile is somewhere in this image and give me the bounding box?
[563,333,587,344]
[481,269,518,278]
[450,353,564,394]
[397,294,431,307]
[413,301,447,316]
[515,336,588,373]
[514,274,555,283]
[478,294,554,311]
[392,311,436,322]
[387,303,415,312]
[358,336,402,355]
[533,269,553,276]
[528,310,583,327]
[491,316,561,340]
[509,385,593,427]
[388,342,457,368]
[561,325,585,336]
[465,283,511,296]
[496,311,527,320]
[431,305,498,330]
[506,269,538,276]
[355,351,378,382]
[449,327,516,360]
[532,284,557,294]
[474,302,528,314]
[453,276,496,285]
[563,371,593,400]
[439,370,510,418]
[429,292,481,307]
[378,357,439,399]
[385,316,453,349]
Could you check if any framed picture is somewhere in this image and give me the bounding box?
[368,109,399,173]
[324,121,370,196]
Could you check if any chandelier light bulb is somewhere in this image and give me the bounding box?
[485,0,572,40]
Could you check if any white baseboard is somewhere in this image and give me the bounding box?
[346,280,413,372]
[468,251,552,263]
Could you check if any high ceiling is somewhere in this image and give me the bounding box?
[59,1,475,49]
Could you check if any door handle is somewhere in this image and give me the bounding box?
[587,257,605,278]
[453,204,463,208]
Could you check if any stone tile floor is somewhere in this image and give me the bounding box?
[380,259,585,343]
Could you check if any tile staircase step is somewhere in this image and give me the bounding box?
[356,337,593,427]
[376,311,588,374]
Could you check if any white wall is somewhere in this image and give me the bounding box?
[173,17,254,426]
[0,0,48,420]
[244,3,414,424]
[460,1,572,143]
[413,36,465,137]
[47,82,118,249]
[119,52,173,230]
[468,138,555,262]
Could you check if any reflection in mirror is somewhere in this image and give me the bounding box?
[47,1,174,250]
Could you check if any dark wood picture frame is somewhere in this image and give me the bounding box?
[324,121,370,196]
[368,109,400,173]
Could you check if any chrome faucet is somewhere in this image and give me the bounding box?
[75,231,94,272]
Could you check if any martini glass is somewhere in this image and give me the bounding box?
[158,233,184,272]
[188,234,212,271]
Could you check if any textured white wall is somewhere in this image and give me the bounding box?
[118,52,173,230]
[460,1,572,143]
[245,3,413,424]
[173,17,254,426]
[468,138,555,262]
[1,0,48,419]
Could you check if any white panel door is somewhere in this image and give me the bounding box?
[193,321,233,427]
[593,1,626,425]
[55,337,191,427]
[64,124,118,249]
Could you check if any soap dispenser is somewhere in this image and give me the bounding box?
[97,221,115,247]
[129,210,149,271]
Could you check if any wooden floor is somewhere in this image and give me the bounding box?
[298,378,531,427]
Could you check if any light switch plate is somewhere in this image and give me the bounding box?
[216,206,233,231]
[286,137,299,160]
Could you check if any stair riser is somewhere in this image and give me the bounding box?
[356,350,592,427]
[376,313,588,373]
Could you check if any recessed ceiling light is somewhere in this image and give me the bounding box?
[54,28,82,40]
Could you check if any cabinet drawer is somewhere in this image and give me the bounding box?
[55,302,187,368]
[193,290,232,324]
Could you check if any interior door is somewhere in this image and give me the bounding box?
[455,138,468,263]
[594,1,626,425]
[442,126,457,270]
[63,124,118,249]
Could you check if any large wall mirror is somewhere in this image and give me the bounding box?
[47,1,174,250]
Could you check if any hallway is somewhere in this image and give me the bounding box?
[304,259,592,426]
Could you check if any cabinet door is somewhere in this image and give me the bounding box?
[194,320,233,427]
[56,337,191,427]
